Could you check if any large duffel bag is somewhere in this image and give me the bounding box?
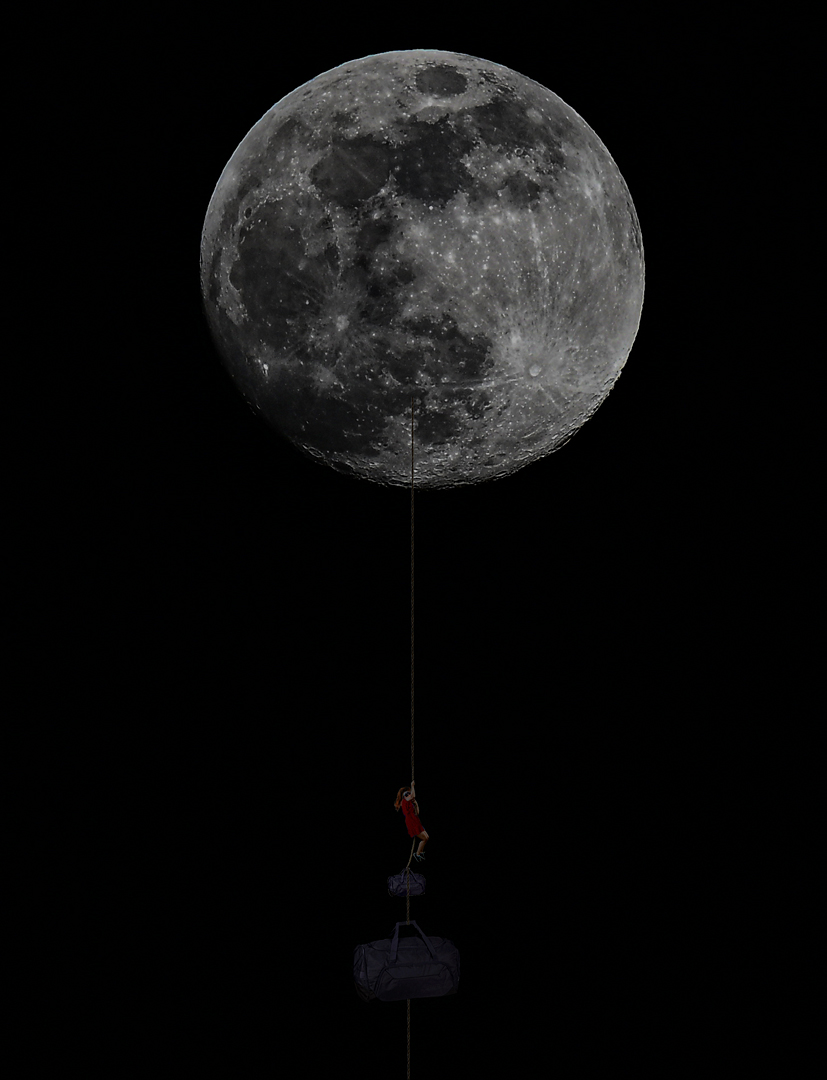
[387,865,426,897]
[353,920,460,1002]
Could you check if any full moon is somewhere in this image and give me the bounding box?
[200,50,644,488]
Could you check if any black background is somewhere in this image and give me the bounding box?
[46,16,815,1075]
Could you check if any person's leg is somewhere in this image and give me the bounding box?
[416,830,429,855]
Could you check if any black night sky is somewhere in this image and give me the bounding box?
[64,23,813,1076]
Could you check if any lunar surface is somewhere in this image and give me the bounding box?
[200,50,644,487]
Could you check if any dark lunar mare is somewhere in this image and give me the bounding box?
[219,109,506,458]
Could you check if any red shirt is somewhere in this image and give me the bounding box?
[402,798,420,821]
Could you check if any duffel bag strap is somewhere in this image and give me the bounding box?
[390,919,438,963]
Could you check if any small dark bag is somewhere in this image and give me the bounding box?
[353,920,460,1002]
[387,865,426,897]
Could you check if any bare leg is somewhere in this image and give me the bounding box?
[416,831,428,855]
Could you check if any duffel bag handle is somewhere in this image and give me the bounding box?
[390,920,438,963]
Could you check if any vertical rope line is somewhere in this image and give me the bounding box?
[407,395,414,1080]
[411,395,414,789]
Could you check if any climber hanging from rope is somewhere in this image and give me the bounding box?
[394,783,429,861]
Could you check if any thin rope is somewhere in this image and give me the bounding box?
[407,395,414,1080]
[410,394,415,793]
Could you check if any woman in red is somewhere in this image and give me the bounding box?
[394,781,429,861]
